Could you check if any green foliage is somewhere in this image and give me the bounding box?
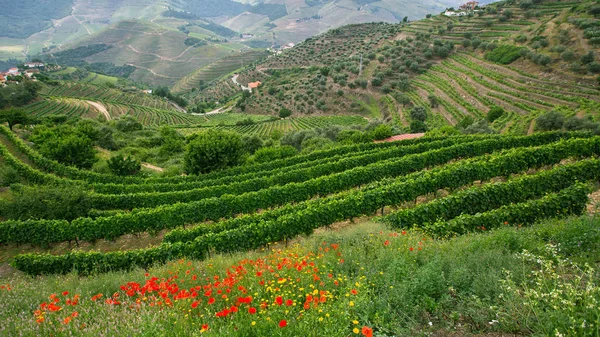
[536,111,565,131]
[107,155,141,176]
[487,106,504,122]
[409,107,427,122]
[464,120,497,134]
[30,125,98,169]
[0,81,41,109]
[252,146,297,163]
[410,120,428,133]
[184,130,245,174]
[369,124,393,140]
[381,162,598,236]
[485,45,524,64]
[241,134,264,155]
[12,135,600,274]
[279,108,292,118]
[113,116,143,132]
[0,185,91,222]
[0,108,31,130]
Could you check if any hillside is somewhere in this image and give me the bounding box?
[206,0,599,135]
[1,126,600,335]
[0,0,470,82]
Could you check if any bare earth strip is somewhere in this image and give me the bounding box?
[86,101,110,121]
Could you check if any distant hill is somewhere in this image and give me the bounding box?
[203,0,600,135]
[0,0,467,61]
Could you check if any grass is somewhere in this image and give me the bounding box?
[1,215,599,336]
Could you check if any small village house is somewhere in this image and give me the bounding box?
[459,1,479,11]
[248,81,262,89]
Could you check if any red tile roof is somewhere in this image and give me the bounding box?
[248,81,262,89]
[374,133,426,143]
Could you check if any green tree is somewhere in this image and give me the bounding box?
[487,106,504,122]
[410,120,428,133]
[369,124,393,140]
[108,155,141,176]
[410,106,427,122]
[428,95,439,108]
[31,125,97,169]
[536,111,565,131]
[242,134,264,154]
[0,108,30,130]
[184,130,245,174]
[279,108,292,118]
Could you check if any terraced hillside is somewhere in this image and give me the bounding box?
[206,0,599,134]
[0,125,598,278]
[177,115,368,137]
[172,50,270,94]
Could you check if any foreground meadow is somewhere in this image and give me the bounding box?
[1,216,599,337]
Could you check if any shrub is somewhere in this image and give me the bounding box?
[184,130,245,174]
[536,111,565,131]
[464,120,496,134]
[369,124,393,140]
[410,120,428,133]
[487,106,504,123]
[279,108,292,118]
[30,125,97,169]
[107,155,141,176]
[252,146,297,163]
[1,185,91,221]
[410,107,427,122]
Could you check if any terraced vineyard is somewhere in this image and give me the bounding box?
[178,116,369,136]
[172,50,270,94]
[44,83,180,112]
[0,124,598,276]
[411,53,600,133]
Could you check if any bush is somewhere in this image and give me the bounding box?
[1,185,91,221]
[536,111,565,131]
[369,124,393,140]
[464,120,496,134]
[410,107,427,122]
[0,108,31,130]
[280,129,318,150]
[485,45,524,64]
[410,120,427,133]
[184,130,245,174]
[107,155,141,176]
[487,106,504,123]
[241,134,264,154]
[252,146,297,163]
[279,108,292,118]
[30,125,97,169]
[113,116,143,132]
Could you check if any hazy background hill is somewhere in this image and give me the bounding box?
[0,0,477,86]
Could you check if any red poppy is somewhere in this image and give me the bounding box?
[362,326,373,337]
[351,289,358,295]
[275,296,283,306]
[248,307,257,314]
[409,247,414,251]
[279,320,287,328]
[62,291,69,296]
[384,240,390,246]
[285,299,293,306]
[191,301,199,309]
[208,297,215,305]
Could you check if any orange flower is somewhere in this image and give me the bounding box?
[351,289,358,295]
[62,316,72,325]
[384,240,390,246]
[279,320,287,328]
[362,326,373,337]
